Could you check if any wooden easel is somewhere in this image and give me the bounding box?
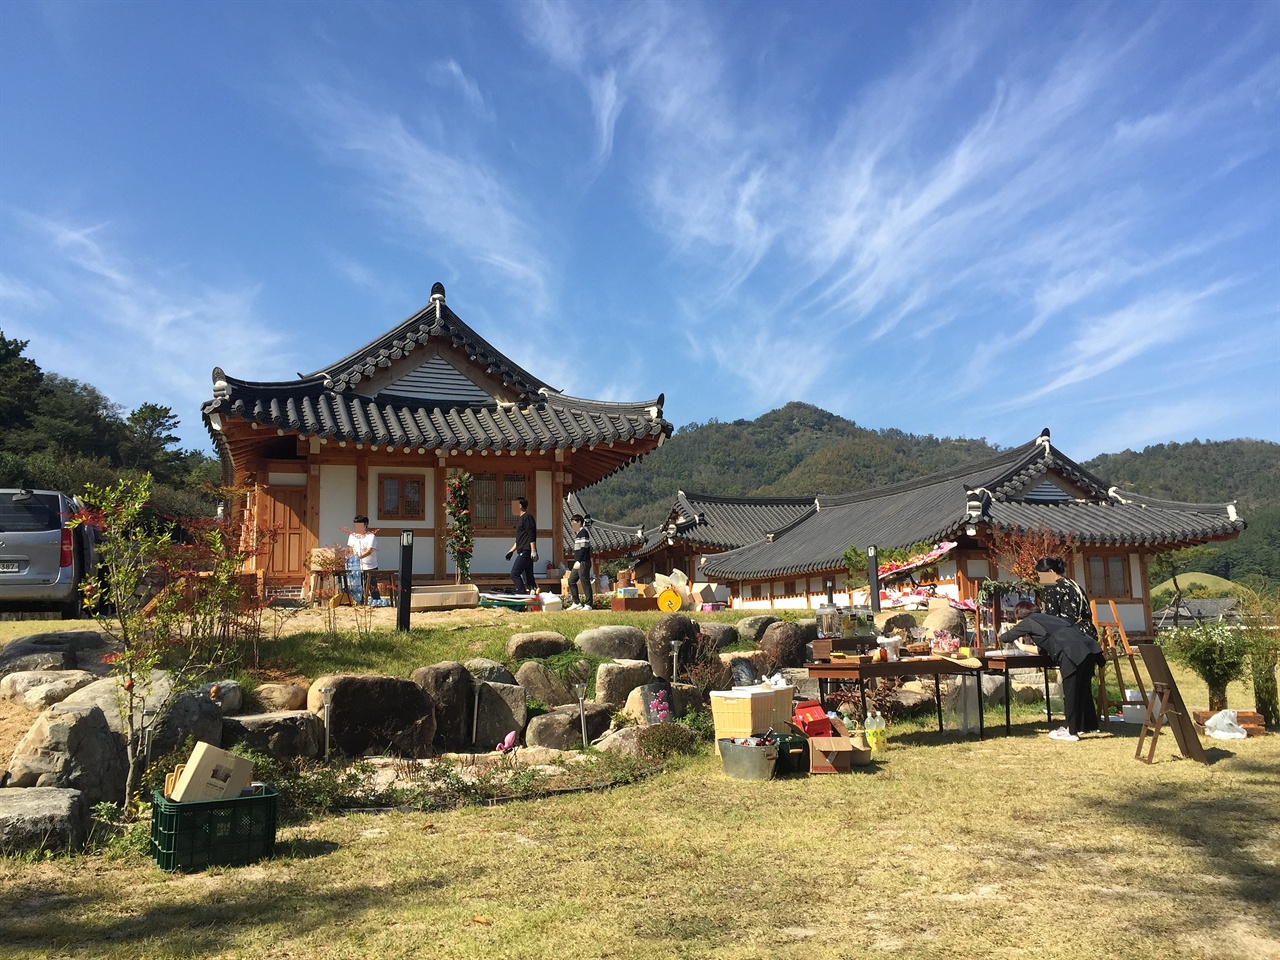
[1134,643,1206,764]
[1090,599,1148,724]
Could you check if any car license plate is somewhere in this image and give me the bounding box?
[0,562,19,573]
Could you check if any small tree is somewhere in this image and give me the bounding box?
[1236,587,1280,728]
[1150,545,1220,626]
[988,525,1076,583]
[73,475,243,809]
[1158,621,1251,712]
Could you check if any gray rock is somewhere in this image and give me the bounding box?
[199,680,244,715]
[2,630,109,654]
[891,687,938,715]
[595,725,645,758]
[305,674,436,758]
[222,711,324,760]
[922,599,968,639]
[465,658,516,685]
[474,681,528,750]
[411,661,474,751]
[876,612,918,636]
[254,683,307,712]
[61,672,223,758]
[0,646,77,677]
[759,621,806,668]
[1013,681,1046,704]
[981,673,1010,706]
[670,682,704,720]
[515,661,576,707]
[574,624,646,660]
[506,631,570,660]
[736,615,779,645]
[595,659,655,707]
[524,703,612,750]
[4,702,127,806]
[0,787,88,853]
[795,619,819,644]
[780,667,820,703]
[699,622,739,650]
[0,670,97,708]
[646,615,699,680]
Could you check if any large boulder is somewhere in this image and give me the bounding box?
[0,787,88,853]
[780,667,820,703]
[411,661,474,751]
[575,624,646,661]
[198,680,244,715]
[515,661,576,708]
[506,631,570,660]
[646,615,699,680]
[4,702,127,805]
[759,621,806,669]
[595,659,655,707]
[473,681,528,751]
[62,672,223,757]
[464,658,516,685]
[699,622,739,650]
[254,683,308,712]
[524,703,612,750]
[736,615,779,645]
[921,599,968,639]
[0,670,97,708]
[0,630,109,678]
[622,682,703,725]
[876,612,918,636]
[306,675,436,758]
[595,725,645,758]
[222,711,324,760]
[795,619,819,644]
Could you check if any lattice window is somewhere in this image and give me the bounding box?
[378,474,425,521]
[472,472,530,529]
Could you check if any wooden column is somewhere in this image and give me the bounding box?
[435,458,448,579]
[355,455,369,519]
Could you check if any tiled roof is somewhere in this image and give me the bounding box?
[562,492,646,557]
[202,285,672,488]
[639,491,816,556]
[701,434,1244,581]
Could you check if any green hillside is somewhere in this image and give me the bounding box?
[1084,439,1280,510]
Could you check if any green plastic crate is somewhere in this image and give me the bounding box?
[150,786,278,872]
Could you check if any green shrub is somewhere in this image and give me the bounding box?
[1159,622,1251,711]
[636,722,701,761]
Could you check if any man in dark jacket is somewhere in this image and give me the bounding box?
[506,497,538,594]
[999,600,1105,741]
[567,514,593,610]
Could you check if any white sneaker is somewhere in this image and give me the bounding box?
[1048,728,1079,742]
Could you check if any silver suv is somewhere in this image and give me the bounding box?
[0,489,99,619]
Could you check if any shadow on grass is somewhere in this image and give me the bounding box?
[0,861,491,954]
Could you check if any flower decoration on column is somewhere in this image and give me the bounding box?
[445,470,474,584]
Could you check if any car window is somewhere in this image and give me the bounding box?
[0,494,63,532]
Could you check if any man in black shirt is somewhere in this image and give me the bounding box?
[506,497,538,593]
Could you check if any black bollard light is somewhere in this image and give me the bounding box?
[867,545,880,614]
[397,529,413,632]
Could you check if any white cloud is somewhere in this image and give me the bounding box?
[0,213,279,449]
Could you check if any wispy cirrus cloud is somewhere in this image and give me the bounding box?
[0,213,278,446]
[285,82,554,314]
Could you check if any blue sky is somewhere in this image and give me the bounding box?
[2,0,1277,461]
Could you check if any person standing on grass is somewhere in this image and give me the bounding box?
[1036,556,1098,641]
[506,497,538,594]
[345,515,380,604]
[567,514,593,610]
[999,600,1105,742]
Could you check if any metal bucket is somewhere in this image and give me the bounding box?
[718,740,779,780]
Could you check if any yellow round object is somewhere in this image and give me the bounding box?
[656,588,681,612]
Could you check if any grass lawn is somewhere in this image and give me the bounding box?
[1,610,1277,959]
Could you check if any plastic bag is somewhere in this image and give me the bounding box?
[1203,709,1247,740]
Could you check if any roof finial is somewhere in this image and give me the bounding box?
[430,282,446,303]
[1035,427,1051,449]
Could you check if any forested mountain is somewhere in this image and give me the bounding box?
[587,402,999,526]
[0,332,219,517]
[586,402,1279,586]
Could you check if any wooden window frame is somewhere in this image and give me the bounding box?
[377,473,426,522]
[471,472,530,531]
[1085,553,1131,599]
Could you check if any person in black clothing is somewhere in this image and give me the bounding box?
[999,600,1105,742]
[506,497,538,593]
[1035,556,1098,640]
[567,514,593,610]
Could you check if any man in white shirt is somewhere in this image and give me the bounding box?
[346,515,380,603]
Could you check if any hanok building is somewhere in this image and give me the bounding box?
[700,430,1245,637]
[202,284,671,595]
[632,491,816,582]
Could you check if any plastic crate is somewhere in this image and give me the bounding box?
[151,786,278,872]
[711,690,777,740]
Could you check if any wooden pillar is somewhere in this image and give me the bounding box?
[435,458,448,579]
[305,458,320,559]
[551,471,566,567]
[355,455,369,519]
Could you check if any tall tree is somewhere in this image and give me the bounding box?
[0,331,43,448]
[121,402,183,482]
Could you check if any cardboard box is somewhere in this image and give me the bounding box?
[809,717,854,774]
[611,596,659,611]
[792,699,833,738]
[170,742,254,803]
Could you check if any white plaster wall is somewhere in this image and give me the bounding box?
[1115,601,1147,634]
[1129,554,1144,598]
[536,471,553,528]
[318,465,357,551]
[463,537,513,576]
